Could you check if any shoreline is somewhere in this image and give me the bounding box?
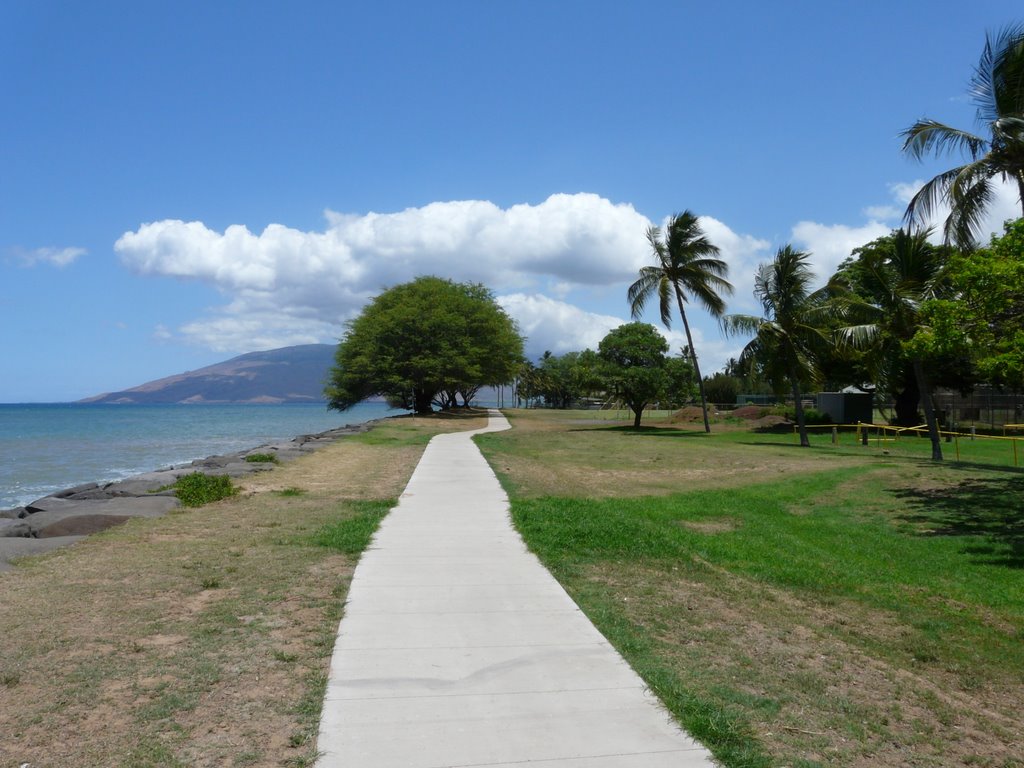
[0,418,381,571]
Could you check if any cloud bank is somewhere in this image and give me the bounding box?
[116,193,657,355]
[115,183,1020,373]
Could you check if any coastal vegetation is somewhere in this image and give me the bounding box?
[173,472,238,507]
[325,276,523,414]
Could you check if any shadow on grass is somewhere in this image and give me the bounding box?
[569,425,710,438]
[894,477,1024,568]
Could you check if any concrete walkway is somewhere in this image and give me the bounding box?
[317,410,716,767]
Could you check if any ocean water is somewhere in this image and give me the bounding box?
[0,401,406,510]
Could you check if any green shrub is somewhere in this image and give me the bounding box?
[767,405,832,425]
[174,472,238,507]
[245,452,279,464]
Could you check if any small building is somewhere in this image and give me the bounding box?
[817,390,873,425]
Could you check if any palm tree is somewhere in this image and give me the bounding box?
[722,245,830,447]
[832,228,950,460]
[901,24,1024,249]
[627,211,733,433]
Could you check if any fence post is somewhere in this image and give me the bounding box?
[860,422,868,446]
[971,425,976,441]
[831,426,838,445]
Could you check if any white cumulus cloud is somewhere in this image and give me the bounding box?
[497,293,626,357]
[791,219,892,283]
[115,193,654,353]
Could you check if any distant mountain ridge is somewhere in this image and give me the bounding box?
[80,344,338,404]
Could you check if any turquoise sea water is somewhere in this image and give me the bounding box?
[0,402,406,510]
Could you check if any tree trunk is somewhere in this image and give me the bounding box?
[675,290,711,433]
[913,358,943,461]
[790,371,810,447]
[893,366,920,427]
[632,406,643,429]
[412,387,434,414]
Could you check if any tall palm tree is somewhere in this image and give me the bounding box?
[627,211,733,433]
[722,245,830,447]
[832,228,950,461]
[902,24,1024,249]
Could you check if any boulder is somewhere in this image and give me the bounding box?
[25,496,181,538]
[100,469,187,497]
[52,482,101,498]
[0,519,31,538]
[0,507,23,520]
[0,535,86,571]
[25,496,77,513]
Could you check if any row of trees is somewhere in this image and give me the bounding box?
[325,25,1023,463]
[517,330,699,427]
[622,25,1024,460]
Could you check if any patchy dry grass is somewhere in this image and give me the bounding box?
[0,411,485,768]
[476,409,1024,768]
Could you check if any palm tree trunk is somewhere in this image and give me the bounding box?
[675,290,711,433]
[790,368,810,447]
[912,358,943,461]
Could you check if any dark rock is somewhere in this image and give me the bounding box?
[25,496,77,513]
[52,482,101,498]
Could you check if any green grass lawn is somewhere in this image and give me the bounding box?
[476,409,1024,768]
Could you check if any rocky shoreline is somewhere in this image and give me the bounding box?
[0,420,376,571]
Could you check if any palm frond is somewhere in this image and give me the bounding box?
[626,267,663,320]
[835,324,880,351]
[944,164,996,249]
[901,164,969,229]
[973,23,1024,123]
[720,314,761,338]
[900,119,988,161]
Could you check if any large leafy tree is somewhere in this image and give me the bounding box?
[901,24,1024,249]
[325,276,523,414]
[723,246,830,447]
[833,231,963,429]
[597,322,673,429]
[911,218,1024,390]
[832,229,951,460]
[627,211,733,433]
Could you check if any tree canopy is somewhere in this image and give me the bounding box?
[598,322,675,428]
[901,24,1024,249]
[325,276,523,414]
[627,211,732,433]
[723,245,830,447]
[911,218,1024,391]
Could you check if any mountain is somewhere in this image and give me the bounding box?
[80,344,338,404]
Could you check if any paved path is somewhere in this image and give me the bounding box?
[317,411,716,768]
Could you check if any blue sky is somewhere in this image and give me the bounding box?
[2,1,1022,402]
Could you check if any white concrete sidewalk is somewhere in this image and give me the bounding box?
[316,410,716,767]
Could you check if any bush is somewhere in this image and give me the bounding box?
[174,473,238,508]
[245,452,279,464]
[768,406,832,425]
